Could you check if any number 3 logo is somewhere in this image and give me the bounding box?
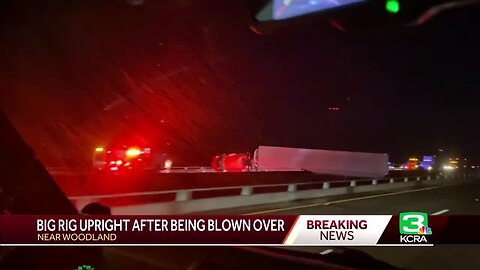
[399,212,428,234]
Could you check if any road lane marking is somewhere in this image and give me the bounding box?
[323,186,440,206]
[431,209,449,215]
[245,186,441,215]
[244,202,328,215]
[319,249,334,255]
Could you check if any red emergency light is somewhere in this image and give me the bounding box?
[93,145,172,172]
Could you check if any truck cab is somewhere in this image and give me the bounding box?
[405,157,420,170]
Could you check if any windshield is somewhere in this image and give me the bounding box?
[1,0,480,269]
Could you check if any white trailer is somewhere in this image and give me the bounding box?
[253,146,389,178]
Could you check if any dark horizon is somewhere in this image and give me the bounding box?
[1,0,479,166]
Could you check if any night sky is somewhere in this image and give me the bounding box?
[1,0,479,167]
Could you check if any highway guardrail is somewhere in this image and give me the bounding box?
[69,171,480,215]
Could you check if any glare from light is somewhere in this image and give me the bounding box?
[423,156,433,162]
[95,147,104,152]
[385,0,400,14]
[126,148,142,157]
[443,165,454,170]
[165,159,173,169]
[116,160,123,166]
[271,0,365,21]
[110,167,118,171]
[428,166,433,170]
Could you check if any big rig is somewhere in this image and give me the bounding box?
[212,146,389,178]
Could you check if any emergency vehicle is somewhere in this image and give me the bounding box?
[93,145,172,172]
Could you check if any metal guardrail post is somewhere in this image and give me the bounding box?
[288,184,297,192]
[241,187,253,196]
[390,178,394,184]
[404,177,408,182]
[436,175,440,179]
[322,182,330,189]
[350,181,356,187]
[416,176,421,181]
[175,191,191,201]
[427,176,431,180]
[372,179,377,185]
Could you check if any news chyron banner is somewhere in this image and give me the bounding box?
[0,214,477,246]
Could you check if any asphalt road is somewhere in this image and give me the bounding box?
[4,175,476,269]
[207,177,480,270]
[88,177,480,270]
